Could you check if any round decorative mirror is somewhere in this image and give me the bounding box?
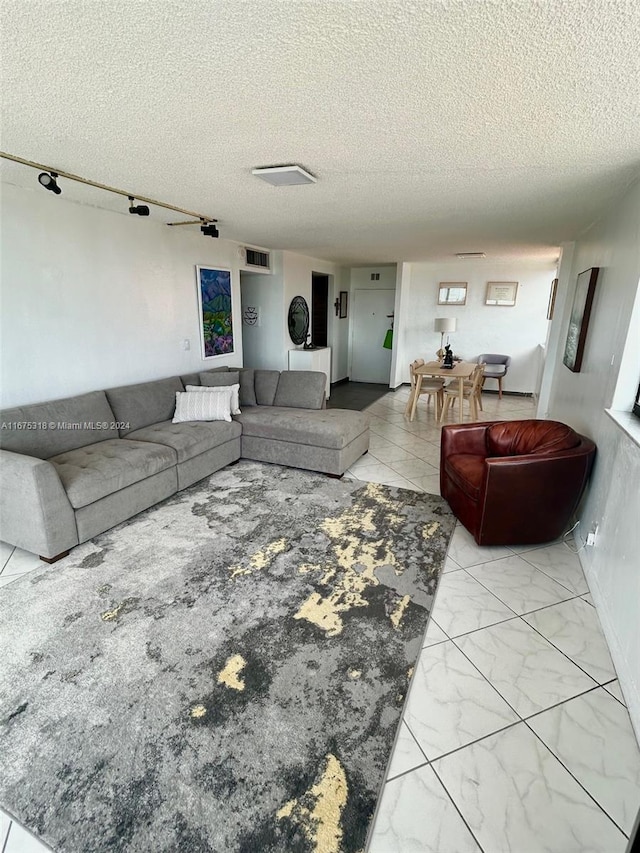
[288,295,310,345]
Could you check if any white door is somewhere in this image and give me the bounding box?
[351,289,395,383]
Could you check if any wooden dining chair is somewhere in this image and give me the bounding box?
[404,359,445,419]
[440,363,485,422]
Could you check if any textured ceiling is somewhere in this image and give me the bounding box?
[1,0,639,264]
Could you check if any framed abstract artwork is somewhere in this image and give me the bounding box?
[563,267,599,373]
[196,266,234,358]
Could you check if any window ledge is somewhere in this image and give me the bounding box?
[605,409,640,448]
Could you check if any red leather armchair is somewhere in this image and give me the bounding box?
[440,420,596,546]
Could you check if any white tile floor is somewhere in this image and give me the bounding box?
[1,387,639,852]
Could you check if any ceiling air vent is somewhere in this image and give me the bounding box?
[238,245,271,273]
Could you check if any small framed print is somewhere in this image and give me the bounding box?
[438,282,467,305]
[339,290,348,319]
[485,281,518,307]
[547,278,558,320]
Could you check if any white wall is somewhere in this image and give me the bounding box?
[239,257,286,371]
[395,260,556,391]
[0,183,244,407]
[542,177,640,734]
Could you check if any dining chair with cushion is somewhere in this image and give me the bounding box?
[477,354,511,398]
[405,359,445,419]
[440,363,485,422]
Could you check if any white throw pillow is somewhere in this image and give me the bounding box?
[185,383,241,415]
[172,389,233,423]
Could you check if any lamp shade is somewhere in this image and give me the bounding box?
[434,318,457,333]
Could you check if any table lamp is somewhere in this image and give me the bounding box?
[434,317,457,360]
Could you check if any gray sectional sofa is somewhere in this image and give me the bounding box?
[0,367,369,561]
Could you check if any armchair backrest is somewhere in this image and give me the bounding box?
[478,353,511,369]
[486,420,580,456]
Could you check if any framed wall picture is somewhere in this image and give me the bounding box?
[438,282,467,305]
[547,278,559,320]
[196,266,235,358]
[563,267,599,373]
[485,281,518,306]
[339,290,348,319]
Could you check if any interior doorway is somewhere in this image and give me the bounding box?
[350,288,395,383]
[311,273,329,347]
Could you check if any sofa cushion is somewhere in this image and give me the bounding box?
[273,371,326,410]
[238,367,257,407]
[49,438,176,509]
[127,419,242,463]
[444,454,486,502]
[173,389,233,423]
[106,377,184,436]
[179,366,229,387]
[198,372,241,414]
[255,370,281,406]
[235,407,368,450]
[0,391,120,459]
[487,420,580,457]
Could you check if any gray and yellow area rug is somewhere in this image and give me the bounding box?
[0,461,455,853]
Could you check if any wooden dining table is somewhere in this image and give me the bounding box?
[409,360,477,423]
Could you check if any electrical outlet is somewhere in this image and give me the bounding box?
[586,524,599,546]
[182,339,191,351]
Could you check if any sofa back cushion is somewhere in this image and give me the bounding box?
[181,366,230,387]
[255,370,281,406]
[106,376,184,436]
[0,391,119,459]
[238,367,257,407]
[486,420,580,457]
[273,371,326,410]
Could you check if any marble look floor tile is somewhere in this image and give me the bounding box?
[521,543,589,595]
[4,820,53,852]
[523,597,616,683]
[442,556,463,573]
[405,442,441,467]
[422,617,448,647]
[582,593,594,606]
[447,524,513,568]
[0,541,15,572]
[0,572,27,588]
[368,445,418,465]
[466,555,574,615]
[388,458,439,479]
[369,765,482,853]
[434,722,627,853]
[406,474,441,494]
[431,570,516,637]
[404,641,518,760]
[2,547,45,576]
[528,688,640,835]
[603,679,626,705]
[1,811,11,848]
[386,721,427,780]
[455,619,597,717]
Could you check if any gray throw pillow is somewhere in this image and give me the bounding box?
[238,367,257,407]
[199,370,240,388]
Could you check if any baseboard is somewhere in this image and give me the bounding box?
[330,377,350,388]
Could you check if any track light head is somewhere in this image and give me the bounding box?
[200,221,219,238]
[128,196,150,216]
[38,172,61,194]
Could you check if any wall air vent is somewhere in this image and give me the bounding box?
[238,245,271,273]
[456,252,486,259]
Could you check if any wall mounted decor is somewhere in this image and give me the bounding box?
[288,295,310,345]
[196,266,234,357]
[547,278,559,320]
[243,306,259,326]
[485,281,518,306]
[339,290,348,318]
[438,282,467,305]
[563,267,599,373]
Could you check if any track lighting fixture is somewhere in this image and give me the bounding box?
[200,221,219,238]
[128,197,150,216]
[2,151,219,232]
[37,172,61,194]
